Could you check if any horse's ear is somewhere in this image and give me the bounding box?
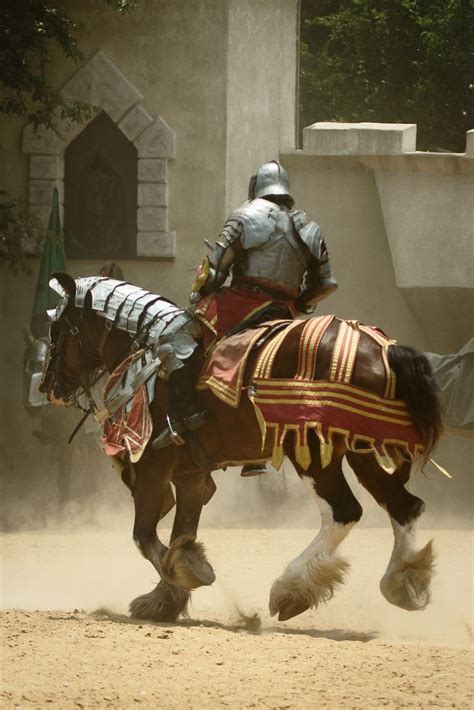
[49,272,76,298]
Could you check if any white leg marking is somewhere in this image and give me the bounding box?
[269,476,354,618]
[380,515,434,611]
[287,476,353,578]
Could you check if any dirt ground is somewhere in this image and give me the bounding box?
[1,526,473,709]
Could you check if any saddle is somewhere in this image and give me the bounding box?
[197,319,293,407]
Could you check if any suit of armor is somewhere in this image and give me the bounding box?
[152,161,337,456]
[194,197,336,314]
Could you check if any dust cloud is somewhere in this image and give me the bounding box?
[1,423,472,651]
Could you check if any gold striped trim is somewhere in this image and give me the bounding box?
[329,322,348,382]
[329,321,360,385]
[251,388,410,418]
[342,327,360,384]
[253,320,302,379]
[253,378,408,407]
[296,315,334,381]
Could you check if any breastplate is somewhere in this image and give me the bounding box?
[233,210,310,296]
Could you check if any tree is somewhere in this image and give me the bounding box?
[0,0,139,128]
[0,0,139,273]
[300,0,474,151]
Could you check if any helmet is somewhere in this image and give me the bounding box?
[248,160,293,202]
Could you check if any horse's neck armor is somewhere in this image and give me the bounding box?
[76,277,182,341]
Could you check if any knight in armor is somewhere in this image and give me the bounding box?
[152,161,337,471]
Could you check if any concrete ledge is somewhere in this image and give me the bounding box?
[303,122,417,155]
[137,232,176,258]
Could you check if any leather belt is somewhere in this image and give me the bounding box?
[231,280,295,300]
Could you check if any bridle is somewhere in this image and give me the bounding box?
[42,309,107,429]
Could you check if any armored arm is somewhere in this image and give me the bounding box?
[293,217,338,313]
[191,215,243,300]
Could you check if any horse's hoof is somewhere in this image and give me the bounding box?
[277,600,311,622]
[162,535,215,590]
[129,582,190,622]
[186,556,216,586]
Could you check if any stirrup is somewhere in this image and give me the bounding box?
[183,410,207,432]
[151,415,186,449]
[241,463,268,477]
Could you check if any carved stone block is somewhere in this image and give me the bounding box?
[137,158,167,183]
[29,179,64,206]
[22,126,65,156]
[29,156,64,180]
[134,117,176,159]
[138,183,167,207]
[61,50,143,124]
[119,104,154,142]
[137,206,167,232]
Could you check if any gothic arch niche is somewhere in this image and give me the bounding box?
[65,112,137,258]
[22,51,176,258]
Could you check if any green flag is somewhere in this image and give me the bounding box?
[30,187,67,336]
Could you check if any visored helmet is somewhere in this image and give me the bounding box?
[248,160,293,202]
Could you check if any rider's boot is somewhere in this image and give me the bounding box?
[152,360,206,449]
[241,463,268,477]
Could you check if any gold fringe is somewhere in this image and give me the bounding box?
[429,458,453,479]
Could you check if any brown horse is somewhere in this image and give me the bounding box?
[41,273,443,623]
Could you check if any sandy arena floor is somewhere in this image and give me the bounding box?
[1,526,473,708]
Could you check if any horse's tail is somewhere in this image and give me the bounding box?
[387,344,444,461]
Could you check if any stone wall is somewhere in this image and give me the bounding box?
[0,0,298,502]
[281,122,474,353]
[281,122,473,511]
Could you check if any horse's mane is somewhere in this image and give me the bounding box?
[72,276,182,343]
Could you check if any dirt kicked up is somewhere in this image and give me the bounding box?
[1,527,473,708]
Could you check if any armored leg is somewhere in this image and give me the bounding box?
[316,257,338,303]
[152,355,206,449]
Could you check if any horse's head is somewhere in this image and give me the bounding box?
[40,273,102,404]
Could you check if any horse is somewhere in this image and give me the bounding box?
[40,272,443,623]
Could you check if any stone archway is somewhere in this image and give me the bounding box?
[22,51,175,258]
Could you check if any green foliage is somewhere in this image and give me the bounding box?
[0,0,139,274]
[300,0,474,151]
[0,0,91,129]
[0,0,140,128]
[0,197,44,275]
